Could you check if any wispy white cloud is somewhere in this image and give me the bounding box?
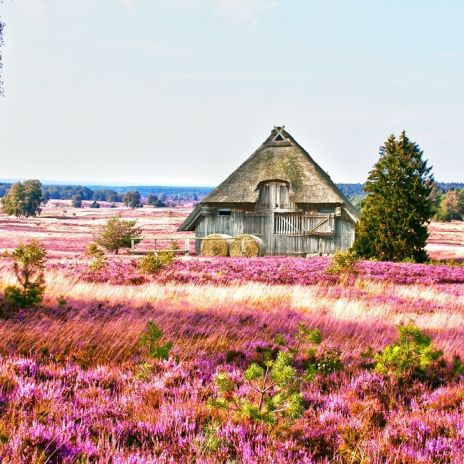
[120,0,278,26]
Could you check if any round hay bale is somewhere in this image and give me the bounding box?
[229,234,264,257]
[200,234,232,257]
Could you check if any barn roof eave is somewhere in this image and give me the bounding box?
[342,205,359,224]
[178,204,202,231]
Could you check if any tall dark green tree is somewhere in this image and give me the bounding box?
[353,132,434,263]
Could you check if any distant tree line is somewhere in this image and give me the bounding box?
[2,181,462,205]
[42,185,94,201]
[337,182,464,205]
[1,178,463,221]
[0,183,208,204]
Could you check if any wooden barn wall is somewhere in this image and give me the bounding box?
[194,210,246,253]
[195,208,355,255]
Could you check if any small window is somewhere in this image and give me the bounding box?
[218,209,231,216]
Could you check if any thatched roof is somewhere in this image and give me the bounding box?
[179,127,359,231]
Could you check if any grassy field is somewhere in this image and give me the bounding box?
[0,202,463,463]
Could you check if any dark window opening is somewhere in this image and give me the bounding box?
[274,134,284,141]
[218,209,231,216]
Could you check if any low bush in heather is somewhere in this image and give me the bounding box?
[2,241,47,309]
[139,250,175,275]
[85,242,107,271]
[326,249,360,276]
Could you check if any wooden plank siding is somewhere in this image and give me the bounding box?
[194,205,355,255]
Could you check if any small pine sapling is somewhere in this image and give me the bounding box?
[3,241,47,308]
[85,242,107,271]
[138,321,172,361]
[375,322,443,384]
[211,350,304,425]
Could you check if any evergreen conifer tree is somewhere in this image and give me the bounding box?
[353,132,434,263]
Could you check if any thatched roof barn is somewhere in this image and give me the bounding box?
[179,127,359,256]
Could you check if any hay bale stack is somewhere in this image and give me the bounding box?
[230,234,264,257]
[200,234,232,257]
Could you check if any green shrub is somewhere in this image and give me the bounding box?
[326,249,359,275]
[139,251,174,275]
[375,323,443,383]
[3,241,47,309]
[85,242,107,271]
[138,321,172,360]
[4,282,44,308]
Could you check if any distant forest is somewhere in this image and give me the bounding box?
[0,182,463,204]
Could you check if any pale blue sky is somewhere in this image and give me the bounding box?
[1,0,463,185]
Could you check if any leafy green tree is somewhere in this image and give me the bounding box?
[435,189,464,221]
[353,132,434,262]
[95,215,142,254]
[429,182,443,216]
[71,195,82,208]
[146,194,158,206]
[123,191,142,209]
[1,180,45,217]
[3,241,47,308]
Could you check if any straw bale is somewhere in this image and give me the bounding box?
[200,234,232,257]
[229,234,263,257]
